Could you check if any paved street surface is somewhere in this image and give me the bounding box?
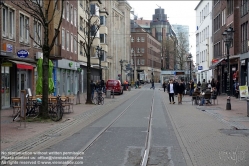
[1,83,249,166]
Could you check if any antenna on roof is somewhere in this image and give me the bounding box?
[156,4,161,8]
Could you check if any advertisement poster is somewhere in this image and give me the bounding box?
[239,86,248,98]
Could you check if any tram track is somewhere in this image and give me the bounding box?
[64,90,156,166]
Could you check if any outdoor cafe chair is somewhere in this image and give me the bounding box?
[11,97,21,116]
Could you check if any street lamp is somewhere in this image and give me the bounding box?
[96,45,104,81]
[187,53,192,82]
[222,26,234,110]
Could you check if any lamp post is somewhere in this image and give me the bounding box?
[119,59,124,83]
[96,45,104,81]
[0,0,5,111]
[187,53,192,82]
[222,26,234,110]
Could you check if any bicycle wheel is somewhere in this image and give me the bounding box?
[93,97,98,105]
[57,105,64,121]
[48,106,59,121]
[13,111,20,121]
[100,97,104,105]
[26,106,39,118]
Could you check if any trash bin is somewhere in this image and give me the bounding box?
[128,86,131,91]
[106,90,111,98]
[247,99,249,117]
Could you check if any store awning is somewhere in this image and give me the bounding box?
[9,60,35,70]
[209,58,224,69]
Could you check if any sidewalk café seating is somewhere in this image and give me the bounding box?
[204,93,212,105]
[61,96,71,113]
[192,92,200,105]
[11,97,21,115]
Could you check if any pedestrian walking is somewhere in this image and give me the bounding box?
[201,79,207,92]
[177,79,185,104]
[150,80,155,89]
[163,81,167,92]
[167,79,176,104]
[189,80,194,96]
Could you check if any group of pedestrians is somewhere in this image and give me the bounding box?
[196,78,220,95]
[163,79,186,104]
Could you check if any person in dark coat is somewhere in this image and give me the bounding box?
[90,80,96,100]
[176,79,185,104]
[167,79,176,104]
[216,80,220,95]
[163,81,167,92]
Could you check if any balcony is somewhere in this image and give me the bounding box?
[100,26,108,35]
[50,44,62,60]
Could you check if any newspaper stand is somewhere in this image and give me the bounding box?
[20,90,27,128]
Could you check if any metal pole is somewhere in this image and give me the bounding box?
[120,62,123,83]
[190,60,192,81]
[226,42,231,110]
[99,56,102,81]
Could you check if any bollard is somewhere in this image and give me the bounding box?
[226,96,231,110]
[112,89,114,98]
[128,86,131,91]
[247,99,249,117]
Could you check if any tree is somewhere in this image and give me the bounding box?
[175,32,189,70]
[11,0,64,118]
[162,36,176,70]
[77,1,102,104]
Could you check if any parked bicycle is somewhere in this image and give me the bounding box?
[48,95,64,121]
[13,95,42,121]
[93,90,104,105]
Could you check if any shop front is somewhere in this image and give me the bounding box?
[54,59,80,96]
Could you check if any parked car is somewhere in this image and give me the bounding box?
[106,79,123,95]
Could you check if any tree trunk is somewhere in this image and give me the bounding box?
[86,47,92,104]
[40,25,50,119]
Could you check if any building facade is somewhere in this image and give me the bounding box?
[195,0,213,83]
[0,1,42,109]
[131,27,161,82]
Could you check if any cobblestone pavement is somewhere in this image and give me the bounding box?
[1,90,139,152]
[1,85,249,166]
[160,90,249,166]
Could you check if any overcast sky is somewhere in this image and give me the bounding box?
[128,0,200,61]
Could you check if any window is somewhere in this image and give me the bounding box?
[2,7,15,39]
[100,16,106,25]
[141,48,144,53]
[100,34,106,43]
[55,29,58,45]
[140,59,145,65]
[62,1,65,18]
[137,37,140,42]
[131,37,134,42]
[227,0,234,16]
[66,2,69,21]
[20,14,29,43]
[137,48,140,53]
[90,4,96,15]
[71,5,73,24]
[74,35,77,54]
[214,14,221,32]
[66,31,69,51]
[62,29,65,49]
[80,17,83,31]
[74,9,77,26]
[79,0,83,8]
[91,25,97,36]
[71,34,73,52]
[137,59,140,65]
[241,22,248,53]
[80,41,83,55]
[141,37,145,42]
[34,20,41,46]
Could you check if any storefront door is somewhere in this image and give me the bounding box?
[1,66,10,109]
[17,70,27,97]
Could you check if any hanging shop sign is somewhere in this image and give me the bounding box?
[17,49,29,58]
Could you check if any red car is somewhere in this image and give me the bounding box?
[106,79,123,94]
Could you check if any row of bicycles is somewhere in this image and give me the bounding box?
[13,95,64,122]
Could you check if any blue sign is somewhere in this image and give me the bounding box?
[7,44,13,52]
[198,66,203,70]
[17,49,29,58]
